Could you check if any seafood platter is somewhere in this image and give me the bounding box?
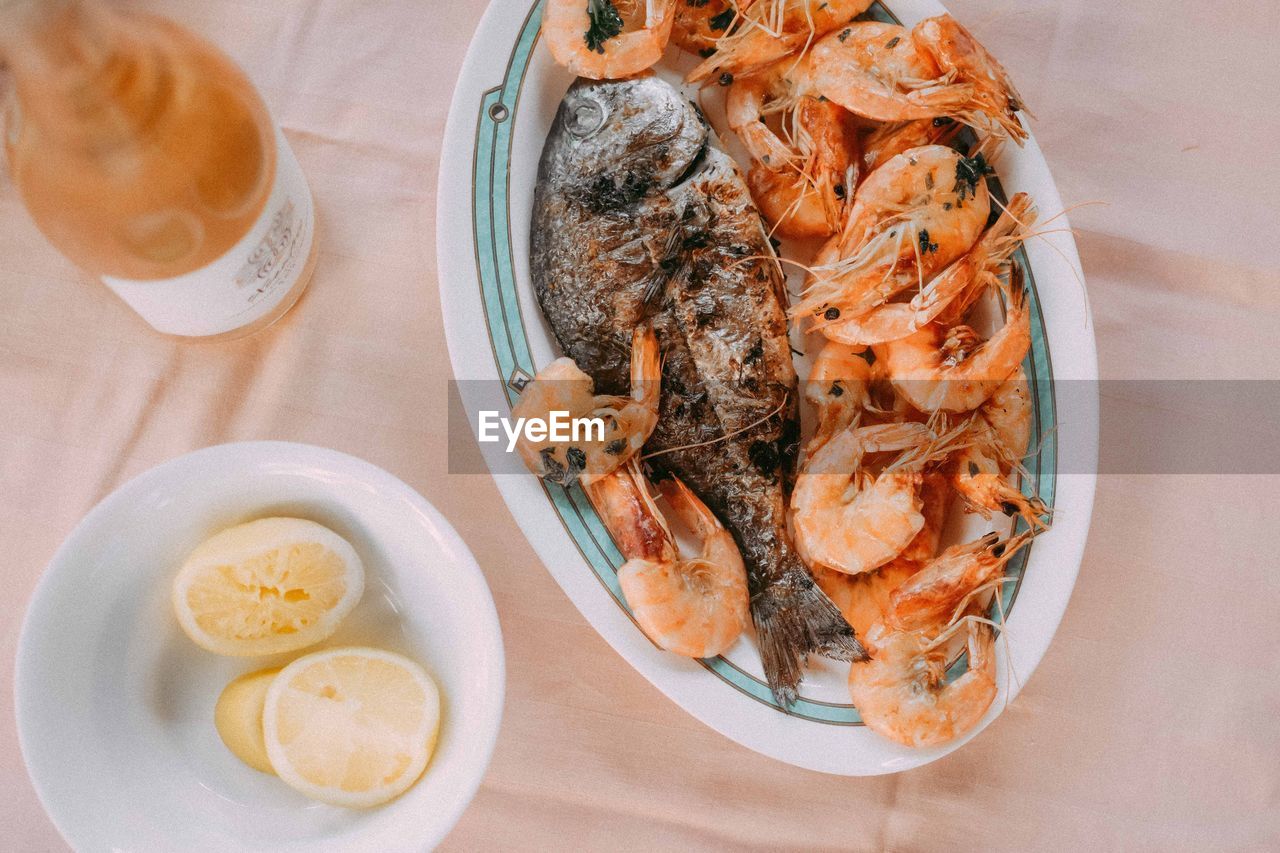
[439,0,1097,774]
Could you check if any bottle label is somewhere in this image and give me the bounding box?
[101,127,315,337]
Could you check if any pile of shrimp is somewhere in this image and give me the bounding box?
[793,305,1049,748]
[535,1,1054,749]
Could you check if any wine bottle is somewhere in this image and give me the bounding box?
[0,0,318,338]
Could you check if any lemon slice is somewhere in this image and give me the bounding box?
[263,647,441,808]
[214,667,281,774]
[172,517,364,656]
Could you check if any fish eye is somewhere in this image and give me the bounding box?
[564,97,605,138]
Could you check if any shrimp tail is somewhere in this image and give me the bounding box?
[1002,258,1028,307]
[753,555,868,708]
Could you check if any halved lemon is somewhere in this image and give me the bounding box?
[263,647,441,808]
[172,517,364,656]
[214,667,281,774]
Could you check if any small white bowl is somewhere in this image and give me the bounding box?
[15,442,505,851]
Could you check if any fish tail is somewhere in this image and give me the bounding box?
[751,562,867,708]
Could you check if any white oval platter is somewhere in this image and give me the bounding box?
[437,0,1097,774]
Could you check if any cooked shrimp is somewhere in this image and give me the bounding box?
[848,531,1030,747]
[725,55,816,168]
[794,96,859,229]
[805,349,932,445]
[861,117,962,174]
[792,421,958,576]
[748,97,859,238]
[859,358,931,426]
[749,165,829,238]
[821,193,1036,346]
[726,54,859,237]
[872,264,1031,413]
[811,470,949,637]
[913,15,1028,143]
[802,339,871,458]
[586,459,750,658]
[897,469,952,564]
[794,145,991,326]
[687,0,875,83]
[810,21,957,122]
[837,146,992,261]
[950,366,1050,530]
[887,530,1030,632]
[811,17,1027,142]
[852,613,997,747]
[928,189,1032,330]
[543,0,677,79]
[671,0,736,56]
[513,325,660,485]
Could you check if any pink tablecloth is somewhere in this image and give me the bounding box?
[2,0,1277,848]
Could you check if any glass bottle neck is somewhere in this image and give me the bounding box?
[1,0,164,147]
[0,0,116,74]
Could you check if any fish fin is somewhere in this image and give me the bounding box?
[752,563,867,708]
[642,225,688,308]
[641,269,670,308]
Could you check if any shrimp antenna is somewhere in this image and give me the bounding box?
[642,393,790,461]
[921,610,995,654]
[729,251,822,283]
[970,133,1005,163]
[885,415,974,473]
[991,572,1024,698]
[987,194,1100,319]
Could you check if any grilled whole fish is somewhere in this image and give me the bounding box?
[530,75,865,705]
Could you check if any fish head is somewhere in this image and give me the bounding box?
[542,75,707,210]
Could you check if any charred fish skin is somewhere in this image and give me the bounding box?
[649,152,866,707]
[531,76,865,706]
[531,76,707,392]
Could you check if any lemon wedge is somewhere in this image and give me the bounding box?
[172,517,364,656]
[263,647,441,808]
[214,667,281,774]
